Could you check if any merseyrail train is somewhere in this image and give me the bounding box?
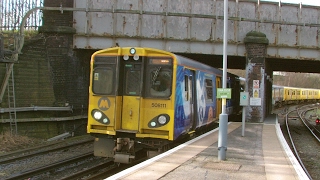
[272,85,320,107]
[87,47,242,163]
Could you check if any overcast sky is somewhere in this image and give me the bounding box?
[262,0,320,6]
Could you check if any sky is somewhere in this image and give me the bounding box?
[262,0,320,6]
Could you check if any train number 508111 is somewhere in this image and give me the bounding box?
[151,103,166,108]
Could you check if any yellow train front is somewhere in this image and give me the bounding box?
[87,47,240,163]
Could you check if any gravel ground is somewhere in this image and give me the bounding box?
[0,134,95,179]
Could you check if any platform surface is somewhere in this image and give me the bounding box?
[107,119,309,180]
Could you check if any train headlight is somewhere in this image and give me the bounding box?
[91,109,111,125]
[150,122,156,127]
[123,55,129,61]
[158,115,167,125]
[93,111,103,120]
[148,114,170,128]
[130,48,136,55]
[103,118,109,124]
[133,54,139,61]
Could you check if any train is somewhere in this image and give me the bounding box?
[87,47,243,163]
[272,85,320,107]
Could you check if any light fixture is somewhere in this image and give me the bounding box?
[158,115,167,125]
[93,111,102,120]
[123,54,129,61]
[133,54,139,61]
[130,48,136,55]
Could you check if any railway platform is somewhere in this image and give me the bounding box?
[106,115,309,180]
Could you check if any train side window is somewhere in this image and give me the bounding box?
[184,75,189,101]
[205,79,213,101]
[92,68,113,94]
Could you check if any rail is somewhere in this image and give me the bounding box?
[0,106,72,113]
[285,106,313,180]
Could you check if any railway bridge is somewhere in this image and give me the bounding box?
[1,0,320,125]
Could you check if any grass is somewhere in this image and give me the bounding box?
[0,131,44,154]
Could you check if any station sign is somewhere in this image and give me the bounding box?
[217,88,231,99]
[250,98,261,106]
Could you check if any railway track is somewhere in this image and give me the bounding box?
[0,138,93,164]
[0,134,152,180]
[280,104,320,180]
[6,152,95,180]
[0,135,94,179]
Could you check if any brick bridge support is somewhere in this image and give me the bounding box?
[37,0,89,110]
[244,31,270,122]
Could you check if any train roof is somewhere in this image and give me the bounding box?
[174,54,224,76]
[272,85,320,91]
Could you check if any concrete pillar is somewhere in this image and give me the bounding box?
[244,31,269,122]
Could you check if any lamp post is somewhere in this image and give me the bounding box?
[218,0,229,161]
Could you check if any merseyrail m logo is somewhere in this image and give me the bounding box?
[98,97,111,111]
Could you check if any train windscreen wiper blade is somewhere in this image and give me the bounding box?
[152,66,161,84]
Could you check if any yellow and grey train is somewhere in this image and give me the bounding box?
[272,85,320,107]
[87,47,242,163]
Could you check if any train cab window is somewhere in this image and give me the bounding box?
[92,68,113,94]
[147,58,173,98]
[150,70,172,97]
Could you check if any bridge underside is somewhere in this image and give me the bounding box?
[178,53,320,74]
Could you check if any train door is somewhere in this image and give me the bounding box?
[184,69,195,131]
[121,61,143,131]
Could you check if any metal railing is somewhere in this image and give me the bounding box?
[0,0,43,31]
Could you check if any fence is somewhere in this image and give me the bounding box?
[0,0,43,31]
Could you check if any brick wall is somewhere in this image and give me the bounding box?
[0,0,92,117]
[38,0,91,110]
[43,0,73,27]
[0,0,91,137]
